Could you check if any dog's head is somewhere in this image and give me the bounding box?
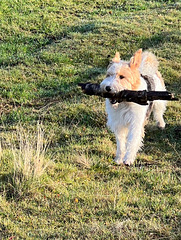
[100,49,142,93]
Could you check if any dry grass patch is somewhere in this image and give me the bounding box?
[12,123,51,179]
[1,123,54,199]
[73,153,92,169]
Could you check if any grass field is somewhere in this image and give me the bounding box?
[0,0,181,239]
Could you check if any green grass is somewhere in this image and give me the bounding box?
[0,0,181,239]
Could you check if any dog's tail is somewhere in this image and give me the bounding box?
[139,51,159,77]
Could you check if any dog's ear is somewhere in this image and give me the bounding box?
[129,49,142,69]
[112,52,120,63]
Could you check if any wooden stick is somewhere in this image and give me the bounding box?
[78,82,178,105]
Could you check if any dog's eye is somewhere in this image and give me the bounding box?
[119,75,124,79]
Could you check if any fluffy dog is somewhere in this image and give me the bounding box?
[100,49,167,165]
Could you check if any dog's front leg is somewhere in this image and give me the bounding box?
[114,128,127,165]
[123,124,143,165]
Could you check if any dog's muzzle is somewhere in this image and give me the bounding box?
[105,86,119,104]
[105,86,117,104]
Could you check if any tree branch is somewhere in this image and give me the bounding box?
[78,83,178,105]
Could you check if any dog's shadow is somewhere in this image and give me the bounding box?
[136,122,181,168]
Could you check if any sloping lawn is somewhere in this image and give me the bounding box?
[0,1,180,239]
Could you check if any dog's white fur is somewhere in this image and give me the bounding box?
[100,49,167,165]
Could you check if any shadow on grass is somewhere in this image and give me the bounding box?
[0,22,99,68]
[142,123,181,166]
[139,31,180,51]
[0,172,26,201]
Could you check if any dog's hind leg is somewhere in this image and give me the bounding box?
[153,101,167,129]
[114,128,128,165]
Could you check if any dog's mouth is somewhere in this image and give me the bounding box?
[110,98,118,104]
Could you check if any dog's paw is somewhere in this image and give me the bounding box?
[114,156,124,165]
[123,159,134,166]
[157,120,166,129]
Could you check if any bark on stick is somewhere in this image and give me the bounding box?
[78,82,178,105]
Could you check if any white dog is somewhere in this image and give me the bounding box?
[100,49,167,165]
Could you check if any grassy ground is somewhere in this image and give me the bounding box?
[0,0,181,239]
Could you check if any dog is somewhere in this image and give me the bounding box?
[100,49,167,165]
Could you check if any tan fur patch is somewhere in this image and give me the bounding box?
[117,65,141,90]
[129,49,142,70]
[112,52,120,63]
[156,71,165,88]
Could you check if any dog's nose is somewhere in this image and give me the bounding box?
[106,86,111,92]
